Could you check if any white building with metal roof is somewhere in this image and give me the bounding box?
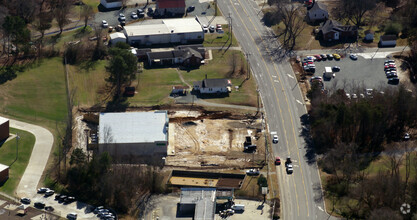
[98,111,169,163]
[123,18,204,46]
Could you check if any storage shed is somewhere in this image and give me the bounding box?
[100,0,122,9]
[364,30,374,42]
[379,35,397,47]
[98,111,169,163]
[0,164,9,183]
[110,32,127,45]
[123,18,204,46]
[0,116,9,141]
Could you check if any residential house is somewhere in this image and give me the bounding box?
[147,46,205,67]
[156,0,186,17]
[319,20,358,41]
[100,0,122,9]
[379,35,397,47]
[306,2,328,23]
[193,77,232,94]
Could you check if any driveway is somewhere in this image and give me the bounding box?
[9,119,54,199]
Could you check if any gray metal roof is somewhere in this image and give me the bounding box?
[98,111,168,144]
[180,188,216,220]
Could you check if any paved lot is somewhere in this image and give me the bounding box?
[142,194,271,220]
[306,55,399,93]
[185,0,215,17]
[0,198,59,220]
[94,6,154,28]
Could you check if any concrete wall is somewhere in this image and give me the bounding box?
[0,120,9,141]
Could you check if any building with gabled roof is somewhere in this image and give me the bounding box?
[306,2,328,23]
[319,20,358,41]
[193,77,232,94]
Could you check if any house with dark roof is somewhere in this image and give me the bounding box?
[379,35,397,47]
[364,30,375,41]
[319,20,358,41]
[193,77,232,94]
[306,2,328,23]
[146,47,205,67]
[156,0,186,17]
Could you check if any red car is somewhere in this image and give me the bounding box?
[389,64,396,68]
[314,55,322,61]
[275,157,281,165]
[304,0,313,6]
[308,61,314,65]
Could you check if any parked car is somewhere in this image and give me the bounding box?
[388,77,399,84]
[327,54,333,60]
[333,53,341,60]
[404,133,410,140]
[45,206,54,212]
[387,72,398,78]
[119,13,125,21]
[55,194,61,200]
[310,76,322,82]
[45,189,54,197]
[332,66,341,72]
[37,187,48,193]
[131,12,138,19]
[65,196,76,204]
[34,202,45,209]
[349,54,358,60]
[209,25,215,32]
[94,206,105,214]
[187,5,195,12]
[108,26,113,32]
[320,54,327,60]
[352,93,358,99]
[58,195,67,202]
[275,157,281,165]
[137,8,144,14]
[346,93,351,99]
[314,55,322,61]
[102,20,108,28]
[115,25,123,32]
[244,145,257,152]
[365,89,373,97]
[20,197,31,204]
[202,24,208,33]
[246,168,260,175]
[120,20,126,26]
[67,213,78,220]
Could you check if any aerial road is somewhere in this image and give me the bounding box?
[216,0,336,219]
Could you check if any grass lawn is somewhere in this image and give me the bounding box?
[181,50,258,107]
[235,175,263,199]
[365,152,417,180]
[68,60,108,107]
[0,128,35,195]
[203,25,239,47]
[44,26,93,51]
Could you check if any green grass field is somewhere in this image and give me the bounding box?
[0,128,35,195]
[203,25,239,47]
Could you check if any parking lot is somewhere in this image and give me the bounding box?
[305,54,400,94]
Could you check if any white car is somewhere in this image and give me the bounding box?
[352,93,358,99]
[209,25,215,32]
[365,89,373,97]
[202,24,208,33]
[131,12,138,19]
[37,187,49,193]
[102,20,108,28]
[272,135,279,143]
[246,168,260,175]
[350,54,358,60]
[119,13,126,21]
[286,164,293,174]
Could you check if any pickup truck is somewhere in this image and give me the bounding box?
[285,157,293,174]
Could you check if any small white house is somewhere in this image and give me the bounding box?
[109,32,127,45]
[379,35,397,47]
[306,2,328,23]
[193,78,232,94]
[100,0,122,9]
[364,30,374,42]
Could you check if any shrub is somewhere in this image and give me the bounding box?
[384,22,402,36]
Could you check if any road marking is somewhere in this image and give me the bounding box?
[296,99,303,105]
[287,74,294,79]
[274,80,279,83]
[272,75,277,78]
[318,206,324,212]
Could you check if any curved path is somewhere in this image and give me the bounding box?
[9,119,54,198]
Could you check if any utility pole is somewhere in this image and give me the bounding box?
[256,88,260,115]
[228,13,233,46]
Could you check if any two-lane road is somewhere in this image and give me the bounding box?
[216,0,335,219]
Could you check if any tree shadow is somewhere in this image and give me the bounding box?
[105,97,129,112]
[299,113,317,165]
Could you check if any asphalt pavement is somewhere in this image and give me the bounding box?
[215,0,335,219]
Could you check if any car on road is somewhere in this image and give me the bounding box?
[131,12,138,19]
[246,168,260,176]
[332,66,340,72]
[20,197,31,204]
[326,54,333,60]
[119,13,125,21]
[272,134,279,143]
[349,54,358,60]
[37,187,49,193]
[333,53,341,60]
[286,164,293,174]
[275,157,281,165]
[34,202,45,209]
[67,213,78,220]
[209,25,215,32]
[102,20,108,28]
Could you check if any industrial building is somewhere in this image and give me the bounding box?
[123,18,204,46]
[0,116,9,141]
[179,188,217,220]
[98,111,169,163]
[0,163,9,183]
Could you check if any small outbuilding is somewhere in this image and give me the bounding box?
[306,2,328,23]
[0,116,9,141]
[364,30,375,42]
[100,0,122,9]
[379,35,397,47]
[0,164,9,183]
[193,77,232,94]
[109,32,127,45]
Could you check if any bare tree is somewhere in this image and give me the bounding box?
[336,0,377,27]
[53,0,73,34]
[80,4,93,29]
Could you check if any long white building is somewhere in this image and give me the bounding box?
[122,18,204,46]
